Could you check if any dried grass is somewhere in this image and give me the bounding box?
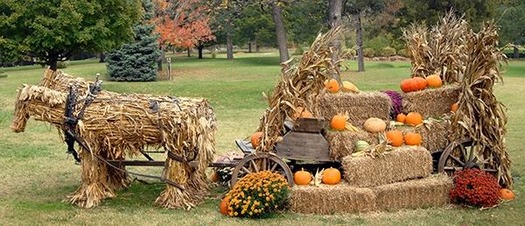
[288,183,377,214]
[11,82,216,209]
[372,174,452,211]
[318,91,391,126]
[341,146,432,187]
[401,85,460,117]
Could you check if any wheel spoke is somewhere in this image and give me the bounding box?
[449,155,465,166]
[261,158,267,171]
[250,160,259,172]
[270,161,278,171]
[444,166,463,172]
[241,166,252,174]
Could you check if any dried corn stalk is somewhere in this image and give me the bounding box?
[403,11,469,83]
[450,21,511,187]
[256,27,344,152]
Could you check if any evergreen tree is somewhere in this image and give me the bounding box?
[107,0,160,81]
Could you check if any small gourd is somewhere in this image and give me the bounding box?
[354,140,370,152]
[363,117,386,133]
[396,113,406,123]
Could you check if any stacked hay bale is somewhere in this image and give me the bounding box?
[12,74,216,209]
[402,85,460,118]
[289,146,452,213]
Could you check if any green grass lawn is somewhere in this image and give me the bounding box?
[0,52,524,225]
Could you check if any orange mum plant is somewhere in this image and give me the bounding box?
[225,171,290,218]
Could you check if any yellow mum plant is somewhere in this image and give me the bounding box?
[226,171,290,218]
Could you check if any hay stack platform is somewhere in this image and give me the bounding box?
[289,147,452,214]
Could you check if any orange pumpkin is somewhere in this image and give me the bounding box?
[220,196,231,215]
[250,131,263,148]
[330,114,347,131]
[294,169,312,185]
[413,77,427,91]
[404,132,422,145]
[322,167,341,185]
[325,79,340,93]
[400,78,415,93]
[499,188,515,201]
[396,113,406,123]
[426,74,443,88]
[451,102,459,113]
[405,112,423,126]
[386,130,404,147]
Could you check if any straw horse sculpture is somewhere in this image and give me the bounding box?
[11,70,217,209]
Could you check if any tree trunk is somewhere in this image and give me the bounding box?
[48,53,59,71]
[187,47,191,57]
[198,44,204,59]
[329,0,343,82]
[513,46,519,59]
[227,31,234,60]
[99,53,106,63]
[158,45,165,71]
[248,42,252,53]
[270,1,289,63]
[353,12,365,72]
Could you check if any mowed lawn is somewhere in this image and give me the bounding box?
[0,52,524,225]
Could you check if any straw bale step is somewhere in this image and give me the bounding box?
[341,146,432,188]
[288,174,452,214]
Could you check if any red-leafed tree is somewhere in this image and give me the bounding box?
[154,0,215,66]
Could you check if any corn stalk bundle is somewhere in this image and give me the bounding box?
[256,27,343,152]
[451,21,511,187]
[403,11,469,83]
[11,84,216,208]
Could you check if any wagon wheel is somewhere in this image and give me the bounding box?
[437,138,498,176]
[230,152,294,187]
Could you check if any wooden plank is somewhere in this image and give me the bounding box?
[293,118,325,133]
[105,160,165,167]
[274,132,332,162]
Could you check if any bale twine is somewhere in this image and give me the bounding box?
[372,174,452,211]
[401,85,460,117]
[341,146,432,187]
[326,130,378,160]
[288,183,377,214]
[318,91,391,126]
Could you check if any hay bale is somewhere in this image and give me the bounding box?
[326,130,378,160]
[288,183,377,214]
[401,120,451,153]
[318,91,391,126]
[402,85,460,117]
[372,174,452,211]
[341,146,432,187]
